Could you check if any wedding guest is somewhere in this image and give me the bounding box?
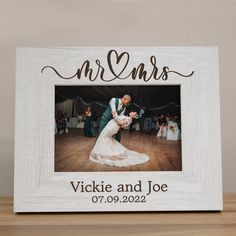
[129,116,136,131]
[83,105,95,137]
[129,108,139,131]
[173,114,181,131]
[138,106,145,132]
[169,113,174,123]
[64,112,69,122]
[144,107,152,134]
[157,114,167,137]
[153,116,159,129]
[165,113,171,124]
[56,110,66,134]
[158,114,167,126]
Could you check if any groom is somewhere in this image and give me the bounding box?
[99,95,131,142]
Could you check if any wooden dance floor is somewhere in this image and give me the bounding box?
[55,129,182,172]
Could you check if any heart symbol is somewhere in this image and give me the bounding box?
[107,49,130,78]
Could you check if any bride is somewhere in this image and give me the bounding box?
[89,112,150,167]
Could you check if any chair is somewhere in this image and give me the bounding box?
[76,116,85,129]
[166,121,181,141]
[156,125,167,137]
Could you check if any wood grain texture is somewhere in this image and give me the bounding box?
[1,194,235,236]
[14,47,222,211]
[55,129,182,172]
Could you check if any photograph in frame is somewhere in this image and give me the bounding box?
[54,85,182,172]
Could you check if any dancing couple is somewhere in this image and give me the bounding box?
[89,95,150,167]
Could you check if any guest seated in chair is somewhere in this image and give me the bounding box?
[165,113,171,124]
[156,114,167,138]
[173,115,181,131]
[167,114,181,141]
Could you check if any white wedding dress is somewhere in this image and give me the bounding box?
[89,115,150,167]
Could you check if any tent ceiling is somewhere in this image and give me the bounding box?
[55,85,180,107]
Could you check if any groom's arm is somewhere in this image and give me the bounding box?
[109,98,121,125]
[109,98,126,116]
[120,108,126,116]
[109,98,117,115]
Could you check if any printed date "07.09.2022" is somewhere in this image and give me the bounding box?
[91,195,147,204]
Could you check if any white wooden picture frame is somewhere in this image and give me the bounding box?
[14,47,223,212]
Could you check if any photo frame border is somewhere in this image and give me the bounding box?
[14,47,223,212]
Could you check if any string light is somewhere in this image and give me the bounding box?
[75,96,107,108]
[57,96,180,111]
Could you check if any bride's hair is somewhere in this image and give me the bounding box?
[129,111,137,119]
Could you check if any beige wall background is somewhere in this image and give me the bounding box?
[0,0,235,196]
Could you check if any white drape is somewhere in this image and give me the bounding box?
[55,99,74,117]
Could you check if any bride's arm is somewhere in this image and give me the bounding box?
[113,113,122,125]
[120,111,138,127]
[120,117,132,127]
[111,115,128,127]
